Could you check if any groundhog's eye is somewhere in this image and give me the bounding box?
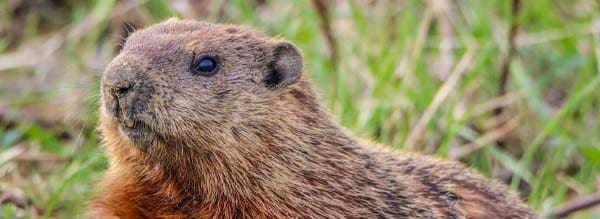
[191,56,219,76]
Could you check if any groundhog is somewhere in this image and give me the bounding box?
[88,19,535,218]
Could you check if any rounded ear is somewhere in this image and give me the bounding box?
[264,41,303,89]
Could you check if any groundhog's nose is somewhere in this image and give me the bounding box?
[103,63,137,101]
[101,55,148,121]
[103,55,139,91]
[104,75,134,98]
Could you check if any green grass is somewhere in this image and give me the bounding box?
[1,0,600,218]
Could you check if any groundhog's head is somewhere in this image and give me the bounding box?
[100,19,304,149]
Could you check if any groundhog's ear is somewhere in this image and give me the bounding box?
[264,41,303,89]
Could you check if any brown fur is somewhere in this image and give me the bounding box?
[88,19,536,218]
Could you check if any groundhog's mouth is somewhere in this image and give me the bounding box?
[117,120,157,147]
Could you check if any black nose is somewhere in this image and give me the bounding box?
[103,79,135,118]
[102,56,139,117]
[112,83,133,98]
[103,58,138,100]
[102,54,153,121]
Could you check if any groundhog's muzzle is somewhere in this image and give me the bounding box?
[101,54,155,138]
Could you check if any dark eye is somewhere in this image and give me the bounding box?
[191,56,219,76]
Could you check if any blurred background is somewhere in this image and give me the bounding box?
[1,0,600,218]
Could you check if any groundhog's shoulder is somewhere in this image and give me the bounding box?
[355,139,535,219]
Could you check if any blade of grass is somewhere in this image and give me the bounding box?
[43,155,102,219]
[511,33,600,189]
[404,46,476,150]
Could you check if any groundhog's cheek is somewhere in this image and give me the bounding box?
[166,96,206,120]
[148,91,170,113]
